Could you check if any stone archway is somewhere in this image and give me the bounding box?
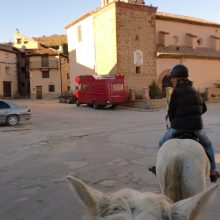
[158,69,173,96]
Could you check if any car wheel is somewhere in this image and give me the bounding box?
[76,99,80,106]
[67,98,71,104]
[7,115,19,126]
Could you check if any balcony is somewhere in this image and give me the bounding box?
[29,60,59,70]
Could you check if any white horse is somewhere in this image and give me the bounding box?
[156,138,210,202]
[66,176,218,220]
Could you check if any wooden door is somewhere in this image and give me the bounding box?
[3,81,11,97]
[36,86,42,99]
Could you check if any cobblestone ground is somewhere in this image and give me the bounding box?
[0,100,219,220]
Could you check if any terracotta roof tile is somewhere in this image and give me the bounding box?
[156,12,220,27]
[33,34,67,46]
[0,44,18,53]
[26,45,58,56]
[157,45,220,59]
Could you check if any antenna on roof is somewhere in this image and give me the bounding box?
[16,28,20,33]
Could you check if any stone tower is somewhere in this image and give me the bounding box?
[95,1,157,99]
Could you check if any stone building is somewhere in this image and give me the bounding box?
[13,32,70,99]
[0,44,18,98]
[66,0,157,99]
[65,0,220,100]
[156,13,220,93]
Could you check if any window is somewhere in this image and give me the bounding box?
[17,38,22,44]
[172,35,179,46]
[82,85,88,90]
[24,41,29,44]
[42,70,49,78]
[0,101,10,109]
[113,84,123,91]
[5,66,10,75]
[49,85,55,92]
[197,37,203,46]
[136,66,141,74]
[159,31,170,46]
[21,67,26,73]
[210,35,220,51]
[77,25,82,42]
[41,55,49,67]
[186,33,197,49]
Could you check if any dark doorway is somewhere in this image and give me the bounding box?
[36,86,42,99]
[162,75,172,96]
[3,81,12,97]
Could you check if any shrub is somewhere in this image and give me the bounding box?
[149,80,162,99]
[214,80,220,88]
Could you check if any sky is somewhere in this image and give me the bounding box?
[1,0,220,43]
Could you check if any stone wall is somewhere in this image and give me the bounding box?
[123,98,167,109]
[94,2,157,99]
[206,87,220,102]
[115,2,157,98]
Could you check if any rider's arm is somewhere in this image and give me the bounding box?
[202,101,207,114]
[168,90,177,122]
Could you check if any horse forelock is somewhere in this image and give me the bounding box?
[97,189,173,220]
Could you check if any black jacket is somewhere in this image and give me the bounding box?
[168,80,207,130]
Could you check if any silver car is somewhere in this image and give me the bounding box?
[0,99,31,126]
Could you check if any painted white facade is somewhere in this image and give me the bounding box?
[67,16,96,89]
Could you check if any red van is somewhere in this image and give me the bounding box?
[74,74,127,109]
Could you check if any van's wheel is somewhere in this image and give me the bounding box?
[76,99,80,106]
[93,101,98,109]
[110,104,117,109]
[7,115,19,126]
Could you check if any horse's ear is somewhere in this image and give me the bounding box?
[169,184,218,220]
[66,176,104,216]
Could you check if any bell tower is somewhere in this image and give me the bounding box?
[101,0,145,7]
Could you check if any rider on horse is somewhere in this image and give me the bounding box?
[149,64,220,182]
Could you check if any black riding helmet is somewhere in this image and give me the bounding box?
[170,64,189,78]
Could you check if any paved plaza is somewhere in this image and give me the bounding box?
[0,99,219,220]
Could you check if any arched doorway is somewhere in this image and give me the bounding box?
[162,75,172,95]
[158,69,173,97]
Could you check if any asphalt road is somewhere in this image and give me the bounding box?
[0,99,220,220]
